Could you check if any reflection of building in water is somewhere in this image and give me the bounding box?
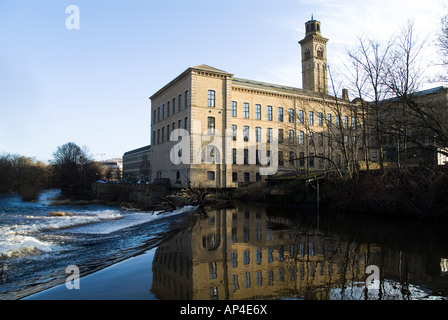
[152,204,380,300]
[441,258,448,273]
[152,203,448,300]
[194,205,375,300]
[151,224,194,299]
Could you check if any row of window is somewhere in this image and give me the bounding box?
[199,145,326,169]
[232,244,319,267]
[153,90,189,124]
[230,256,353,291]
[206,171,261,183]
[153,117,189,145]
[200,143,346,170]
[154,116,356,148]
[231,101,357,128]
[211,261,343,297]
[230,149,325,168]
[229,123,354,147]
[232,101,289,122]
[154,89,358,129]
[154,89,358,128]
[208,90,358,128]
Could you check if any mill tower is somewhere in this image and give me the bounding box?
[299,16,329,94]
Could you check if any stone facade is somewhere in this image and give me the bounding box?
[299,18,329,94]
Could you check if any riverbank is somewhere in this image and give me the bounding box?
[322,167,448,219]
[36,166,448,223]
[87,174,448,220]
[229,167,448,220]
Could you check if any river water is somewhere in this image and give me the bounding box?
[0,189,196,300]
[1,190,448,300]
[151,202,448,300]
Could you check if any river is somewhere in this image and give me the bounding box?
[150,202,448,300]
[1,190,448,300]
[0,189,196,300]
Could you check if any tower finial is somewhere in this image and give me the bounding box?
[311,14,314,20]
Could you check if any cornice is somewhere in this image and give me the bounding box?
[192,69,233,80]
[150,66,234,100]
[299,34,329,45]
[231,83,351,106]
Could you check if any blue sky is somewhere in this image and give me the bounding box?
[0,0,447,162]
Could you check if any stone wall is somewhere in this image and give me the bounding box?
[93,182,170,209]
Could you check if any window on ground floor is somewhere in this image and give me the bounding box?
[207,171,215,180]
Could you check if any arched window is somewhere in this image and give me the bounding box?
[202,146,221,164]
[317,46,324,59]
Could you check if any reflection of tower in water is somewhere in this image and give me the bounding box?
[151,203,375,300]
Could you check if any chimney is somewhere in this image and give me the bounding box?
[342,89,349,101]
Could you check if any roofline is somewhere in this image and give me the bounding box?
[149,64,352,104]
[376,86,448,105]
[232,77,348,103]
[123,145,151,157]
[149,67,191,100]
[232,77,304,93]
[149,65,234,100]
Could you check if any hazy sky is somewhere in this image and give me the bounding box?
[1,0,447,162]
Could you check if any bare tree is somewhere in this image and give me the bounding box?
[438,15,448,76]
[347,36,393,173]
[52,142,98,196]
[140,154,151,181]
[325,65,363,179]
[281,67,361,180]
[382,20,427,167]
[381,20,448,165]
[345,47,371,171]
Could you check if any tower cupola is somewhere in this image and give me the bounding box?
[299,16,329,94]
[305,16,321,36]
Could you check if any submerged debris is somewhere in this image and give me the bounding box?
[48,211,75,217]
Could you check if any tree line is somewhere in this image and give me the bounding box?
[0,142,115,201]
[0,154,50,201]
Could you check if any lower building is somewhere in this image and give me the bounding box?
[122,145,151,182]
[99,158,123,181]
[377,86,448,168]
